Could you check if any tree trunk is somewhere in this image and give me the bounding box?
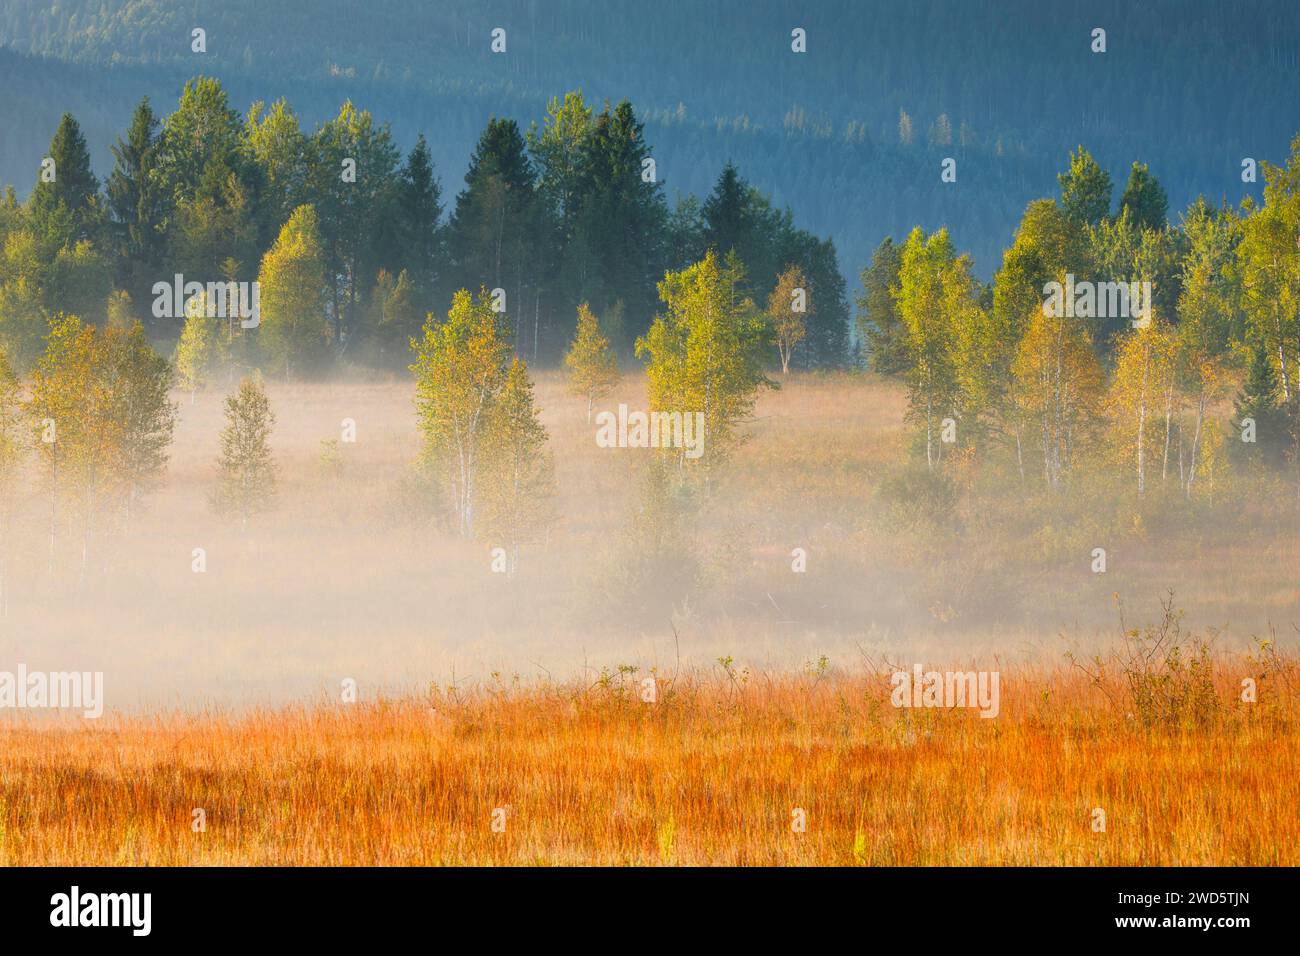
[1186,388,1207,498]
[1136,342,1150,496]
[1161,379,1173,482]
[925,395,933,471]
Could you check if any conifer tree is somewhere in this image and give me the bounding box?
[1119,162,1169,231]
[30,113,101,250]
[397,134,444,299]
[1233,340,1286,466]
[857,238,908,374]
[107,98,167,309]
[1058,146,1112,227]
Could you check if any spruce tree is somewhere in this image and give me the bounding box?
[1234,341,1285,465]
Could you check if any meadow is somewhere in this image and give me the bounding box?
[1,371,1297,864]
[1,661,1295,865]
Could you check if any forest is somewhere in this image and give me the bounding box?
[0,79,850,375]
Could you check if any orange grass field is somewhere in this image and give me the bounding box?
[1,661,1296,866]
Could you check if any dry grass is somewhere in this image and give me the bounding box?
[1,660,1295,866]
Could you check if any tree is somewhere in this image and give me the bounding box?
[310,101,403,341]
[991,200,1083,477]
[445,119,541,352]
[893,227,961,470]
[636,251,772,479]
[45,238,112,326]
[702,162,751,264]
[175,292,221,401]
[0,271,45,371]
[102,321,177,522]
[0,349,24,615]
[564,302,620,421]
[245,98,311,244]
[1106,318,1174,495]
[898,109,914,146]
[1233,340,1287,467]
[1178,205,1239,498]
[1058,146,1112,227]
[479,358,557,574]
[373,268,424,365]
[396,134,444,300]
[157,78,246,206]
[778,230,850,368]
[857,238,908,373]
[410,288,513,538]
[26,314,118,576]
[29,113,101,250]
[257,204,331,377]
[569,100,668,340]
[106,98,168,312]
[666,194,706,272]
[928,114,953,148]
[768,265,809,374]
[1119,162,1169,231]
[174,157,259,287]
[211,375,277,529]
[1010,276,1104,489]
[528,91,594,242]
[1238,136,1300,410]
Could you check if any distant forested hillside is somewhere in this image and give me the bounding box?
[2,0,1296,288]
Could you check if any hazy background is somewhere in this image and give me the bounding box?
[2,0,1298,283]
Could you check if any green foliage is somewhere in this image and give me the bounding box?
[174,293,222,398]
[106,98,168,307]
[1233,341,1287,466]
[636,251,773,476]
[257,204,330,377]
[102,321,177,519]
[564,302,619,419]
[410,287,513,538]
[1119,162,1169,231]
[1058,146,1112,227]
[857,238,907,374]
[29,113,101,250]
[478,358,558,572]
[211,375,277,527]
